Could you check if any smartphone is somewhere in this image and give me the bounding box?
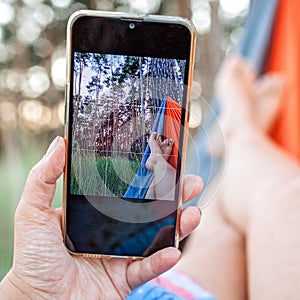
[63,10,196,258]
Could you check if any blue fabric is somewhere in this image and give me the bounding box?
[127,282,186,300]
[124,98,167,199]
[185,0,280,207]
[236,0,279,73]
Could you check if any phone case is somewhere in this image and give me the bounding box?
[63,10,196,259]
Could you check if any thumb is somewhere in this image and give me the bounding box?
[19,136,65,209]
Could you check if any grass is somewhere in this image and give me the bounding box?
[71,154,140,197]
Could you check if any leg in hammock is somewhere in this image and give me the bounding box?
[177,56,300,299]
[145,132,176,201]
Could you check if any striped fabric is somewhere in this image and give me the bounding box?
[127,270,216,300]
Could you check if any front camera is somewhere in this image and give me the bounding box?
[129,23,135,29]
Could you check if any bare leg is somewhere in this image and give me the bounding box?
[145,133,176,201]
[253,74,284,132]
[208,71,284,158]
[177,56,300,299]
[176,183,247,299]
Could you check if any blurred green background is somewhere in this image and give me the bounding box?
[0,0,249,280]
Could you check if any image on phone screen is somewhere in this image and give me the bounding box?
[65,18,192,257]
[71,53,185,201]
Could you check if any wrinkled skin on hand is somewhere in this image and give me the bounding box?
[1,137,203,299]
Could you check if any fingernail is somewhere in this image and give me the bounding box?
[45,136,60,157]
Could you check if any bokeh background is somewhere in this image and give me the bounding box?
[0,0,249,279]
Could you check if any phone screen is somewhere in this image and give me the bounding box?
[65,13,194,257]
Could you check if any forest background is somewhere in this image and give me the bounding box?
[71,53,185,197]
[0,0,249,279]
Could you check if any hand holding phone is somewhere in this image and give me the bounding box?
[1,136,203,299]
[63,10,196,258]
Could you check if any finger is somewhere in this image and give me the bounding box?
[179,206,201,241]
[182,174,204,203]
[127,247,181,289]
[20,136,65,209]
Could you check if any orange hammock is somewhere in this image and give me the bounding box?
[163,96,182,169]
[267,0,300,161]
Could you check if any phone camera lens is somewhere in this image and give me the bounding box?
[129,23,135,29]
